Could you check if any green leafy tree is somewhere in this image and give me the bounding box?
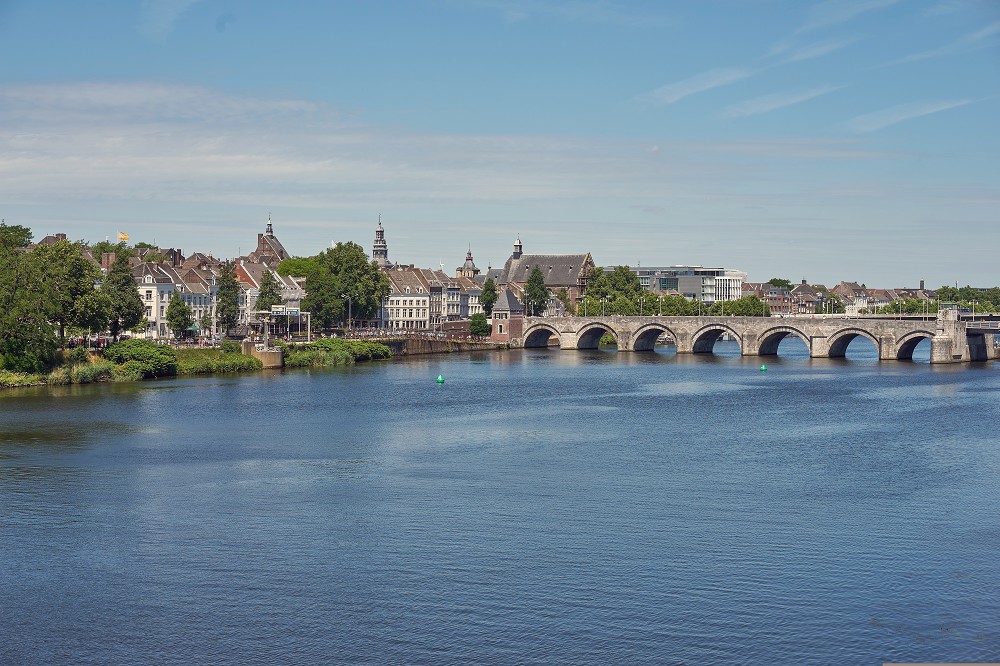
[72,290,113,341]
[255,269,283,313]
[480,277,498,316]
[215,262,241,337]
[469,312,491,337]
[32,239,101,343]
[276,257,320,278]
[89,240,133,261]
[166,292,194,338]
[768,278,793,289]
[0,223,57,371]
[608,266,643,298]
[584,265,611,299]
[609,294,637,315]
[707,296,768,316]
[102,255,144,340]
[302,242,391,328]
[199,311,214,337]
[524,265,549,316]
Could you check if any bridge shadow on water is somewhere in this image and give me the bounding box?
[518,336,933,367]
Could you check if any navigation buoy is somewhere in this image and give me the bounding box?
[437,374,445,384]
[760,364,767,372]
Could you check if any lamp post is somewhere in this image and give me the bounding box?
[341,293,352,335]
[601,297,607,317]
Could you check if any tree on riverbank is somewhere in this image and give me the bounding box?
[480,277,497,316]
[525,266,549,316]
[167,293,194,338]
[102,255,143,340]
[216,262,240,337]
[0,223,55,371]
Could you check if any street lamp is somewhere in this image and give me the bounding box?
[341,293,352,335]
[601,297,607,317]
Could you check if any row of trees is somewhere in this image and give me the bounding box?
[277,241,391,328]
[1,223,147,372]
[578,265,772,317]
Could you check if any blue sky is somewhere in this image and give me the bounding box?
[1,0,998,287]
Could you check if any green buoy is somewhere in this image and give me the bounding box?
[760,364,767,372]
[437,374,445,384]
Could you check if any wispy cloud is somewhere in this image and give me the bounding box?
[922,0,976,17]
[846,98,978,132]
[882,20,1000,66]
[457,0,673,28]
[722,85,846,118]
[777,37,859,63]
[140,0,204,41]
[795,0,900,34]
[639,68,756,106]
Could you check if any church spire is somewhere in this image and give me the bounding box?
[372,215,389,267]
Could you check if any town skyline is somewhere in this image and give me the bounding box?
[2,1,998,286]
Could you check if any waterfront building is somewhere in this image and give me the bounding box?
[496,237,595,306]
[490,288,524,342]
[132,261,219,338]
[232,260,304,328]
[743,282,794,315]
[381,266,431,330]
[625,266,747,304]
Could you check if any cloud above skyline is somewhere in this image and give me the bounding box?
[846,98,979,132]
[721,85,846,118]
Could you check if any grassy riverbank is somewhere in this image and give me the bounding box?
[1,338,394,389]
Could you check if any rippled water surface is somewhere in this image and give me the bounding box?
[2,341,999,664]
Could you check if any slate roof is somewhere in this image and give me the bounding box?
[494,288,523,313]
[500,253,592,287]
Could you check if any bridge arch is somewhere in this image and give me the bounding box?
[630,323,679,352]
[757,325,810,356]
[692,323,743,354]
[522,322,562,348]
[895,330,935,360]
[828,328,880,358]
[576,321,617,350]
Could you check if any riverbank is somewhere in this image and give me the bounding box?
[1,337,508,390]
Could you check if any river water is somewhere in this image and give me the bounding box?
[2,340,999,664]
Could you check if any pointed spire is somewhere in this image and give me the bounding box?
[266,213,273,237]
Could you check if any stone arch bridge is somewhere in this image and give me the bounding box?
[513,311,999,363]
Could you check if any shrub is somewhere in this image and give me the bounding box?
[176,350,262,374]
[71,361,114,384]
[46,367,72,385]
[310,338,391,361]
[0,370,47,388]
[104,339,177,378]
[113,360,146,382]
[219,341,242,354]
[67,345,91,366]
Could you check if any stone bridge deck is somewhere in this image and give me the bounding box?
[514,312,999,364]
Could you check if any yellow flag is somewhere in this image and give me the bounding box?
[117,231,129,241]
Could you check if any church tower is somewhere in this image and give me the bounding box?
[456,247,480,278]
[372,217,389,267]
[512,236,523,259]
